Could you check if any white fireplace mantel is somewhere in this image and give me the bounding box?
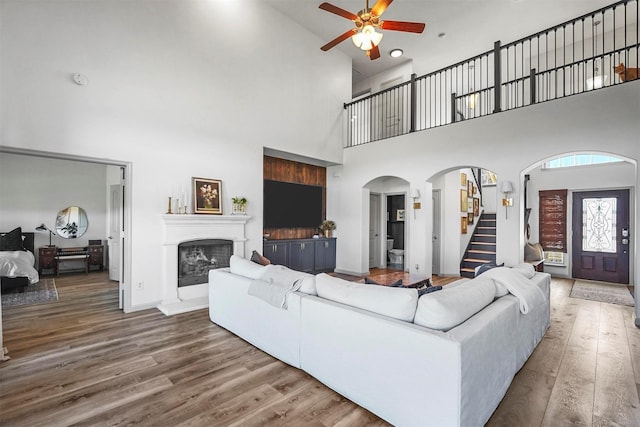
[158,214,251,316]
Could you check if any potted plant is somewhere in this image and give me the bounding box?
[320,220,336,238]
[232,196,247,215]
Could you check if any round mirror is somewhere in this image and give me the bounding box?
[55,206,88,239]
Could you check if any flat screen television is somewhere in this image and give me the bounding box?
[264,180,323,228]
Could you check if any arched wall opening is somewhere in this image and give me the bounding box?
[520,151,637,287]
[426,165,499,277]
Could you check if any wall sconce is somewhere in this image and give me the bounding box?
[500,181,514,219]
[35,224,55,247]
[411,189,421,218]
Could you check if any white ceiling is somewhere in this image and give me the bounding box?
[264,0,616,83]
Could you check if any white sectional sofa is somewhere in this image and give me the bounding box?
[209,256,551,427]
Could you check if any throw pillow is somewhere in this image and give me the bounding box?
[250,250,271,266]
[0,227,24,251]
[364,276,403,287]
[524,242,544,262]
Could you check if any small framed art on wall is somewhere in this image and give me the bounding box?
[193,177,222,214]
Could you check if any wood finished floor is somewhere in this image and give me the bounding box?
[0,271,638,426]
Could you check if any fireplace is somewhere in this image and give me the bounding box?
[158,214,250,316]
[178,239,232,287]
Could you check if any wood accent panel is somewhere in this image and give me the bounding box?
[263,155,327,240]
[539,189,568,252]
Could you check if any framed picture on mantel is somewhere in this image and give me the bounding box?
[193,177,222,214]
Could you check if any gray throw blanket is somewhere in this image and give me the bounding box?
[248,265,306,309]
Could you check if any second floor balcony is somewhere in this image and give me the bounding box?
[344,0,639,148]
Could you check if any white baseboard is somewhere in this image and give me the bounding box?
[157,297,208,316]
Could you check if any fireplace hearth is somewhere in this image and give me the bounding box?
[159,214,250,316]
[178,239,232,287]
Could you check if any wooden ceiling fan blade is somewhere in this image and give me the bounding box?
[321,29,356,51]
[319,2,358,21]
[371,0,393,17]
[380,20,426,33]
[368,45,381,60]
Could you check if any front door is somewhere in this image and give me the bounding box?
[572,189,630,284]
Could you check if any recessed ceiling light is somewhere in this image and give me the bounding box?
[438,32,446,39]
[390,49,403,58]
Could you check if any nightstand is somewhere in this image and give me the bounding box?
[88,245,104,271]
[39,246,57,275]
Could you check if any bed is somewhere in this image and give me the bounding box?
[0,228,39,292]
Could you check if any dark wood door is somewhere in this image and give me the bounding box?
[572,190,630,284]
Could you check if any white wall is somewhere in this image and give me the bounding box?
[0,153,108,251]
[527,160,636,278]
[0,0,351,311]
[327,81,640,322]
[352,61,414,97]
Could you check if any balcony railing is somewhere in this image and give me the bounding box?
[345,0,639,148]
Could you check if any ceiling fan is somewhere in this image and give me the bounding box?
[319,0,425,60]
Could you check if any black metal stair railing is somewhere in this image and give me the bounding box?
[344,0,639,148]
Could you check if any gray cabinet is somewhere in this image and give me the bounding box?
[289,241,315,273]
[314,239,336,273]
[263,241,289,266]
[263,238,336,274]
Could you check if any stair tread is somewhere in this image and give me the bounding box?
[472,241,496,245]
[460,267,476,272]
[468,249,496,254]
[464,258,492,263]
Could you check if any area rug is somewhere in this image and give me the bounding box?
[570,280,634,307]
[1,279,58,307]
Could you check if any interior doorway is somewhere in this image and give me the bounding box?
[387,194,406,270]
[0,147,131,310]
[432,189,441,275]
[572,189,630,284]
[369,193,381,269]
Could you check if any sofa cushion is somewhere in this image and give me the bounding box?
[262,264,317,296]
[315,273,418,322]
[229,254,268,279]
[413,276,497,331]
[512,263,536,279]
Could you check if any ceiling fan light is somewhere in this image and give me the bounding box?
[352,31,365,48]
[352,24,382,51]
[370,29,383,47]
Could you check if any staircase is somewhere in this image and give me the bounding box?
[460,213,496,278]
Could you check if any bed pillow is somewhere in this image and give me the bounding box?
[316,273,418,322]
[0,227,24,251]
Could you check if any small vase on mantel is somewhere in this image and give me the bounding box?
[231,197,247,215]
[324,229,332,238]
